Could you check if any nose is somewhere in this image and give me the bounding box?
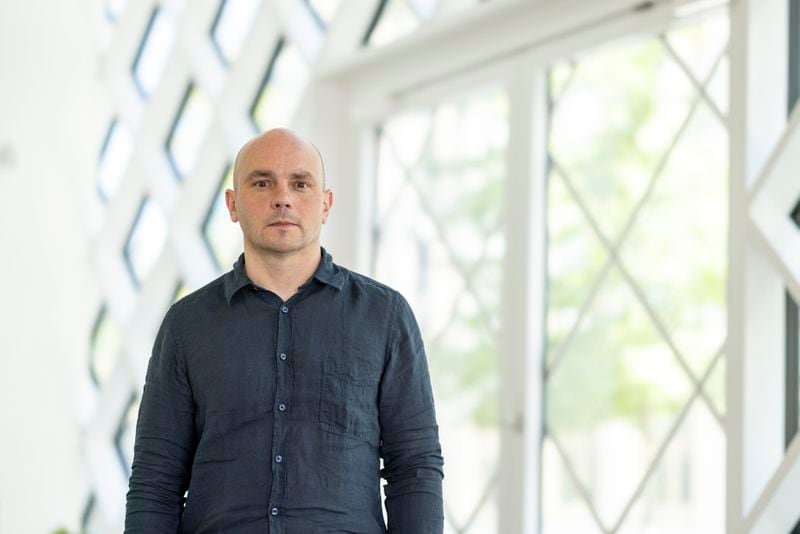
[272,183,292,209]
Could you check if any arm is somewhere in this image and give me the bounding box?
[379,293,444,534]
[125,305,196,533]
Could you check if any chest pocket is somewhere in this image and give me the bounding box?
[319,370,380,446]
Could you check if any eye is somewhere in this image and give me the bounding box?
[254,180,267,188]
[295,181,310,190]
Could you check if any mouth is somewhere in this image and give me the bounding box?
[268,220,298,228]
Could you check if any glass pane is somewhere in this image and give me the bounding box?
[616,402,724,534]
[706,54,729,116]
[373,86,507,534]
[549,38,696,241]
[619,102,728,377]
[546,267,693,527]
[167,86,213,179]
[125,197,169,285]
[251,41,310,129]
[383,110,432,168]
[174,281,190,303]
[542,437,606,534]
[107,0,128,21]
[132,9,175,97]
[81,495,100,533]
[203,165,242,270]
[212,0,262,64]
[97,120,133,201]
[545,12,728,533]
[115,394,141,475]
[705,355,725,418]
[307,0,342,26]
[549,62,575,104]
[666,14,729,82]
[408,0,438,19]
[375,129,412,223]
[90,308,122,387]
[546,169,609,368]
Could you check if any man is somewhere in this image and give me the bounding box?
[124,128,444,533]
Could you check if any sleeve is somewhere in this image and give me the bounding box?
[125,304,197,533]
[379,292,444,534]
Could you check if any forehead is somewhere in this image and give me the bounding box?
[239,135,322,175]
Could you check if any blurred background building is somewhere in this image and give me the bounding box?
[0,0,798,532]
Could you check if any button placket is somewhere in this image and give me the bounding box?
[269,302,292,528]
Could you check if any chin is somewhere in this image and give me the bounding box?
[261,241,308,255]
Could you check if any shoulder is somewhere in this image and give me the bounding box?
[337,264,403,305]
[167,273,228,324]
[334,263,418,322]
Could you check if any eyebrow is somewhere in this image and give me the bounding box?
[244,169,315,182]
[245,170,274,182]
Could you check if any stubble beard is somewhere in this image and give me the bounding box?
[246,223,320,258]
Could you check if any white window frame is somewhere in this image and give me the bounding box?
[728,1,800,533]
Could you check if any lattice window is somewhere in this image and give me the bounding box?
[131,8,174,97]
[89,307,122,387]
[166,85,214,179]
[97,119,133,202]
[306,0,341,27]
[211,0,262,65]
[543,12,729,533]
[203,164,240,270]
[372,85,508,534]
[123,197,168,287]
[251,38,310,130]
[106,0,128,22]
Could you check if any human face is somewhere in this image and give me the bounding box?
[225,130,333,258]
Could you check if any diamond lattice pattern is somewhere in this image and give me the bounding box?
[373,86,507,534]
[543,13,729,534]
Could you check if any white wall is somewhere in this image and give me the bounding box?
[0,2,105,532]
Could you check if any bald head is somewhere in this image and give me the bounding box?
[233,128,326,191]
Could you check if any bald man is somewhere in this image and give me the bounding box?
[124,129,444,533]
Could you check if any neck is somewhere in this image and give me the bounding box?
[243,244,321,302]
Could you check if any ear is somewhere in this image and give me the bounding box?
[225,189,239,222]
[321,189,333,224]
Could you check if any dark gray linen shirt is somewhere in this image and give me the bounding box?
[124,248,444,533]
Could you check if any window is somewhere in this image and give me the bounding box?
[124,197,169,287]
[543,13,729,533]
[89,307,122,387]
[132,8,175,97]
[97,119,133,202]
[203,164,241,270]
[211,0,262,65]
[306,0,342,27]
[251,39,309,130]
[166,85,213,179]
[372,85,508,533]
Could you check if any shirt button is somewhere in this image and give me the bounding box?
[281,306,289,313]
[275,455,283,463]
[279,352,287,361]
[271,507,279,516]
[278,403,286,412]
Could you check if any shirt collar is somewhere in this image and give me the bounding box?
[224,247,344,304]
